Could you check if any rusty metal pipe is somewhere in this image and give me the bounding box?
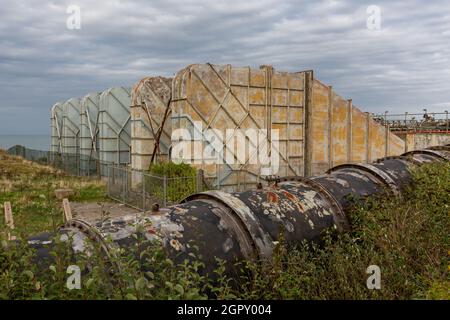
[27,146,448,276]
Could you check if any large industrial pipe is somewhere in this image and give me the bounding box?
[27,146,449,275]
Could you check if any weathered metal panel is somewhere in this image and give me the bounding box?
[98,87,131,171]
[330,90,349,165]
[131,76,172,171]
[80,92,100,174]
[61,98,81,155]
[369,118,385,160]
[311,80,330,174]
[171,63,307,189]
[50,101,64,154]
[388,131,407,155]
[351,107,368,163]
[398,132,450,151]
[309,79,407,175]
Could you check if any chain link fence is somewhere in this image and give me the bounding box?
[6,145,302,209]
[7,145,106,177]
[106,165,207,210]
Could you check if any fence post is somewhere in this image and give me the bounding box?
[446,111,449,134]
[62,198,72,222]
[196,169,204,193]
[163,175,167,207]
[106,165,110,197]
[97,159,101,179]
[142,172,146,211]
[122,167,126,204]
[3,202,15,241]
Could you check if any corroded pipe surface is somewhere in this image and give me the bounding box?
[28,146,448,275]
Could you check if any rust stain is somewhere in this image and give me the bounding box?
[266,191,279,203]
[282,190,305,212]
[146,226,157,234]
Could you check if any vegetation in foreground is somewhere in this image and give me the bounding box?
[0,150,107,234]
[0,149,449,299]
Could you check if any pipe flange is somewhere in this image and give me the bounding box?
[426,145,450,152]
[277,176,349,232]
[184,190,274,260]
[376,155,422,166]
[327,163,401,196]
[403,149,449,161]
[62,219,118,265]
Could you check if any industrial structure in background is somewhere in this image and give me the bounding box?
[5,62,449,284]
[48,63,450,192]
[80,92,100,175]
[130,76,172,171]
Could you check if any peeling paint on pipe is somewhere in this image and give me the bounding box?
[27,146,448,275]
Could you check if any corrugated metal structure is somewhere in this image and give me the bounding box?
[61,98,81,155]
[98,87,132,174]
[50,101,64,154]
[80,92,100,175]
[170,63,406,190]
[130,76,172,171]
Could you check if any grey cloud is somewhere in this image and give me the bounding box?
[0,0,449,134]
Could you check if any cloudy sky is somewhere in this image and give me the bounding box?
[1,0,450,134]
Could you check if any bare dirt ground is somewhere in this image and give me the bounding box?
[70,201,140,222]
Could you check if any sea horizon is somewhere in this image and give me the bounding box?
[0,134,50,151]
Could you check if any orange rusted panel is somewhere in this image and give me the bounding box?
[369,119,386,160]
[397,132,450,151]
[388,131,406,156]
[351,107,368,162]
[311,79,330,174]
[310,78,406,171]
[171,63,307,188]
[331,92,349,165]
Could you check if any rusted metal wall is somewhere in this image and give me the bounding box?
[309,79,406,175]
[171,63,307,190]
[395,132,450,152]
[130,76,172,171]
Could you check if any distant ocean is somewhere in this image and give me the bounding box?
[0,135,50,151]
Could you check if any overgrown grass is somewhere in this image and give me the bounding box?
[236,160,449,299]
[0,151,448,299]
[0,150,107,234]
